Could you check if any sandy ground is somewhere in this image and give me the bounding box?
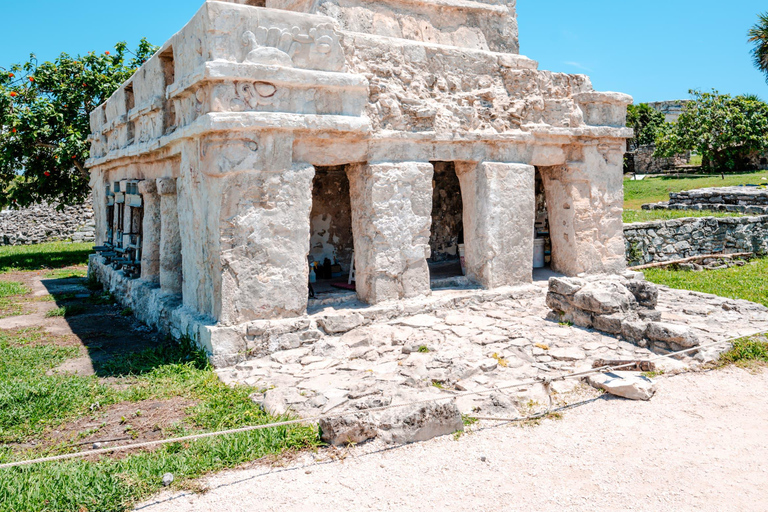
[137,366,768,512]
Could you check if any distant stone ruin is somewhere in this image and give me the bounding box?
[87,0,632,365]
[0,201,94,246]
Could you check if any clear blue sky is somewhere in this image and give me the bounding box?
[3,0,767,103]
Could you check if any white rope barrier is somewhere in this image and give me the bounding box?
[0,331,762,470]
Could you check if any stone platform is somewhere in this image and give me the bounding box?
[643,185,768,214]
[217,278,768,423]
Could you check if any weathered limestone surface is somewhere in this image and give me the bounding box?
[349,162,433,304]
[458,162,534,288]
[86,0,633,361]
[157,178,183,295]
[138,180,161,282]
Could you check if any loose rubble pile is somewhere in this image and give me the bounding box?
[643,186,768,214]
[0,200,94,246]
[546,273,705,354]
[218,277,768,445]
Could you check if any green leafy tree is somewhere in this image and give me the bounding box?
[655,90,768,171]
[626,103,666,150]
[0,39,157,208]
[749,12,768,83]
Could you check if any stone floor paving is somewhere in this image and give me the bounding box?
[217,279,768,421]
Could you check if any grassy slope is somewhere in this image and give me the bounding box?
[624,170,768,210]
[644,257,768,308]
[0,244,319,512]
[622,209,747,224]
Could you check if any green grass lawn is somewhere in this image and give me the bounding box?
[644,257,768,307]
[0,242,94,273]
[624,170,768,210]
[0,243,320,512]
[622,209,747,224]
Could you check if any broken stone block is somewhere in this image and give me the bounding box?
[571,281,637,315]
[621,320,649,343]
[319,413,378,446]
[548,277,586,297]
[638,308,662,322]
[318,313,365,334]
[593,314,624,335]
[545,292,573,315]
[377,401,464,445]
[587,372,657,401]
[646,322,700,349]
[625,280,659,309]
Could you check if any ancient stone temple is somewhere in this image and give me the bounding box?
[87,0,632,365]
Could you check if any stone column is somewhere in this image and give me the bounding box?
[157,177,183,295]
[138,180,161,283]
[120,180,131,249]
[456,162,535,288]
[348,162,433,304]
[539,145,626,276]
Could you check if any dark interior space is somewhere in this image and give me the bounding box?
[429,161,464,281]
[309,165,355,298]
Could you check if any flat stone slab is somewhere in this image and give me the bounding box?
[219,280,768,427]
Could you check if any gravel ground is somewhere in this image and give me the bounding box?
[137,366,768,512]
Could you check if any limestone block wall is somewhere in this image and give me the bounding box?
[84,0,634,366]
[623,216,768,266]
[625,145,690,174]
[0,200,95,246]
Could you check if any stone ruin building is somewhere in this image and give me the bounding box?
[87,0,633,366]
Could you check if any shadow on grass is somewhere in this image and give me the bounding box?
[0,242,94,273]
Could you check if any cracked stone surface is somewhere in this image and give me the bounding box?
[219,279,768,420]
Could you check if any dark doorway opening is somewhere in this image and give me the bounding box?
[428,161,465,283]
[309,165,355,300]
[534,168,552,269]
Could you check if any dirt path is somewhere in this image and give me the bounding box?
[137,366,768,512]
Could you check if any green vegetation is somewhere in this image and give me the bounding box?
[644,257,768,307]
[45,305,86,318]
[0,242,93,272]
[626,103,666,150]
[0,243,319,511]
[45,268,88,279]
[0,333,318,512]
[623,170,768,209]
[749,12,768,83]
[417,345,430,353]
[0,40,157,207]
[623,209,746,224]
[0,281,29,299]
[655,90,768,171]
[719,335,768,368]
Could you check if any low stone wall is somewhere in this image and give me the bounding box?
[0,200,95,246]
[643,186,768,214]
[623,216,768,266]
[625,145,689,174]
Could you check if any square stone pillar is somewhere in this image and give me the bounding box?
[120,180,131,249]
[217,164,315,324]
[157,178,183,295]
[539,146,626,276]
[348,162,433,304]
[138,180,161,283]
[457,162,535,288]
